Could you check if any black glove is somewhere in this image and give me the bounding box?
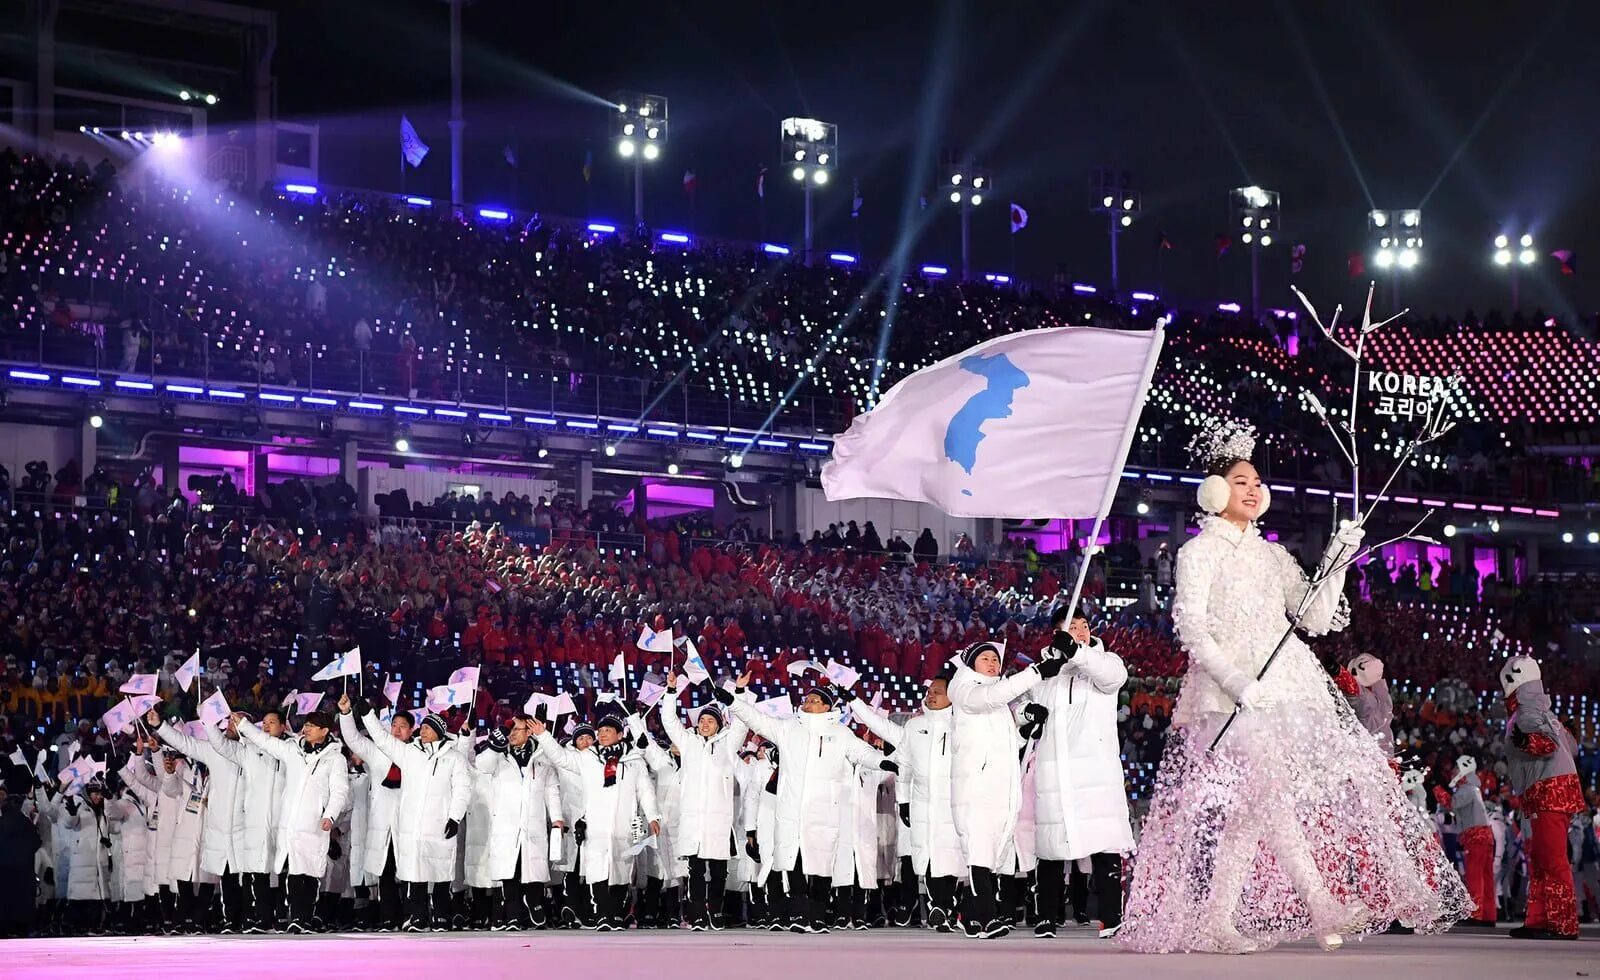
[1050,630,1081,659]
[833,684,857,703]
[328,838,342,860]
[879,759,898,774]
[745,832,760,862]
[105,855,114,873]
[43,868,54,886]
[486,727,509,753]
[1021,703,1049,727]
[64,798,79,815]
[636,734,651,750]
[349,695,372,718]
[1036,657,1067,679]
[443,818,459,840]
[573,819,587,845]
[712,686,735,706]
[898,802,911,828]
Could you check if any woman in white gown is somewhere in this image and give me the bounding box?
[1119,429,1469,953]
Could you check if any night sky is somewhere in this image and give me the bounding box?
[27,0,1600,318]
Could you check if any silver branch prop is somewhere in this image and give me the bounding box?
[1209,283,1453,753]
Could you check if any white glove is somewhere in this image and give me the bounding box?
[1321,522,1366,571]
[1237,679,1275,710]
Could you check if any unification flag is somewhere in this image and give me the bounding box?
[637,679,667,708]
[1009,203,1028,234]
[199,690,232,728]
[400,115,430,168]
[310,646,362,682]
[293,691,324,715]
[785,659,823,679]
[426,683,473,712]
[637,626,674,653]
[101,698,141,736]
[679,637,711,685]
[823,326,1165,519]
[448,666,481,691]
[823,658,861,690]
[755,695,795,719]
[173,650,200,693]
[120,673,158,696]
[608,653,627,684]
[383,677,402,706]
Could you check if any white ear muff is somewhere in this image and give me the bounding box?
[1196,475,1229,514]
[1256,482,1271,517]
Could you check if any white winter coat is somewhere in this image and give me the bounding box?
[325,768,368,894]
[125,757,205,886]
[831,761,887,888]
[207,730,286,874]
[727,698,883,876]
[947,662,1042,871]
[1171,516,1350,725]
[851,700,964,878]
[553,751,586,875]
[155,721,243,876]
[470,742,563,884]
[358,712,471,883]
[338,712,403,879]
[659,689,751,860]
[535,731,660,885]
[238,721,349,878]
[640,740,687,882]
[59,795,113,900]
[106,780,157,901]
[1029,639,1135,861]
[740,755,778,884]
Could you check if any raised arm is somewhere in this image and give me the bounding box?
[841,732,886,770]
[359,709,416,769]
[338,710,391,771]
[236,717,296,764]
[726,693,791,745]
[845,695,906,747]
[950,666,1041,714]
[1173,539,1254,700]
[154,718,220,768]
[1064,642,1128,695]
[533,730,582,774]
[658,686,691,751]
[1281,530,1359,636]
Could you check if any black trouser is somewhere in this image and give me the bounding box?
[378,843,402,927]
[1036,859,1067,925]
[782,855,831,927]
[563,869,592,925]
[1066,852,1122,927]
[686,856,727,924]
[641,875,663,926]
[588,881,625,925]
[193,881,216,929]
[893,857,919,924]
[927,874,958,919]
[286,874,318,924]
[998,874,1022,925]
[963,866,998,928]
[498,855,529,927]
[218,870,245,929]
[67,899,105,932]
[245,871,276,927]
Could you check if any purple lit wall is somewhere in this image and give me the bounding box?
[619,480,718,520]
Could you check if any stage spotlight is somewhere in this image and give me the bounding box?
[1443,524,1457,537]
[813,169,828,185]
[89,413,104,429]
[204,94,218,105]
[618,140,635,158]
[642,143,660,160]
[949,191,962,204]
[792,166,806,181]
[1589,530,1600,545]
[728,453,744,469]
[1398,248,1419,269]
[179,90,193,101]
[604,444,617,457]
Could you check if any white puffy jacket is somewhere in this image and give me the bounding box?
[535,731,660,885]
[337,711,404,879]
[947,662,1042,871]
[470,740,563,884]
[659,688,751,860]
[155,721,243,876]
[207,729,285,874]
[358,711,471,883]
[125,757,205,887]
[850,699,964,878]
[1028,638,1135,861]
[740,754,778,884]
[726,698,883,876]
[831,760,887,888]
[106,776,158,901]
[238,721,349,878]
[58,795,113,900]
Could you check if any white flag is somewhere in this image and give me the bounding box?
[637,680,667,708]
[608,653,627,684]
[120,673,158,696]
[755,695,794,719]
[173,651,200,693]
[281,690,299,709]
[383,678,402,706]
[101,698,141,736]
[524,692,553,717]
[400,115,430,167]
[199,690,232,728]
[293,691,324,715]
[823,326,1164,519]
[550,692,577,718]
[823,658,861,690]
[637,626,674,653]
[680,638,711,685]
[448,665,481,691]
[311,646,362,682]
[426,683,473,712]
[785,659,824,679]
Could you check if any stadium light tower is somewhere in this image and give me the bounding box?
[1369,209,1422,309]
[1492,229,1536,312]
[612,91,669,226]
[781,117,837,266]
[1089,169,1139,299]
[944,154,991,281]
[1229,185,1280,320]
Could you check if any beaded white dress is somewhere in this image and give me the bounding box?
[1118,516,1470,952]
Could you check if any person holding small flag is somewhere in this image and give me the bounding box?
[146,706,249,932]
[58,778,113,932]
[472,712,564,931]
[337,693,414,929]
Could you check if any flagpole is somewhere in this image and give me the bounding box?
[1059,327,1167,625]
